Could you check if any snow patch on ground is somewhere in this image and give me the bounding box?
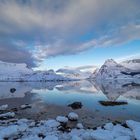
[0,108,140,140]
[68,112,79,121]
[0,104,8,110]
[0,112,15,119]
[56,116,68,123]
[0,118,139,140]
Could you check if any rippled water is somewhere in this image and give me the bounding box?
[0,79,140,123]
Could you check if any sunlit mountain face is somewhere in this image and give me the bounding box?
[0,0,140,71]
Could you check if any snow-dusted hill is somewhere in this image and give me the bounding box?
[0,61,70,81]
[0,61,33,75]
[24,70,70,82]
[56,68,92,80]
[0,61,33,81]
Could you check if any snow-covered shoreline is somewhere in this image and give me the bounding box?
[0,113,140,140]
[0,105,140,140]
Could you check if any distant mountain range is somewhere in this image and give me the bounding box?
[56,68,92,80]
[0,61,70,82]
[0,59,139,81]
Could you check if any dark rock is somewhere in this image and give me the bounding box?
[121,71,140,76]
[68,102,83,109]
[38,133,45,139]
[122,82,140,87]
[121,123,129,128]
[11,108,18,112]
[10,88,16,93]
[99,101,128,106]
[58,123,71,132]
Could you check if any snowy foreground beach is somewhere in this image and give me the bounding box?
[0,105,140,140]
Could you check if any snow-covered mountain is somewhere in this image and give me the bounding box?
[90,59,140,80]
[0,61,33,75]
[95,59,133,80]
[24,70,70,82]
[89,68,99,79]
[0,61,70,81]
[56,68,92,80]
[0,61,33,81]
[121,59,140,71]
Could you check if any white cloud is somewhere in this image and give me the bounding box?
[0,0,140,65]
[31,23,140,61]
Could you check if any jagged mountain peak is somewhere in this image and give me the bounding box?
[103,59,117,66]
[95,59,133,80]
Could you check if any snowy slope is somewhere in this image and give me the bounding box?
[0,61,32,75]
[24,70,70,82]
[0,61,33,81]
[95,59,133,80]
[0,61,70,81]
[89,68,99,79]
[121,59,140,71]
[56,68,92,80]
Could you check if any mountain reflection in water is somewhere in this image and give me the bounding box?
[0,79,140,101]
[0,79,140,122]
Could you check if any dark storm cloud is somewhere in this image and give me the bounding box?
[0,41,36,67]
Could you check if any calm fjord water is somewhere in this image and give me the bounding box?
[0,80,140,123]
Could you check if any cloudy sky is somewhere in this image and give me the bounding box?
[0,0,140,70]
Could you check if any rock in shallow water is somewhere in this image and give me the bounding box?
[99,101,128,106]
[68,102,83,109]
[10,88,16,93]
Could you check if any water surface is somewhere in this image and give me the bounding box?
[0,79,140,127]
